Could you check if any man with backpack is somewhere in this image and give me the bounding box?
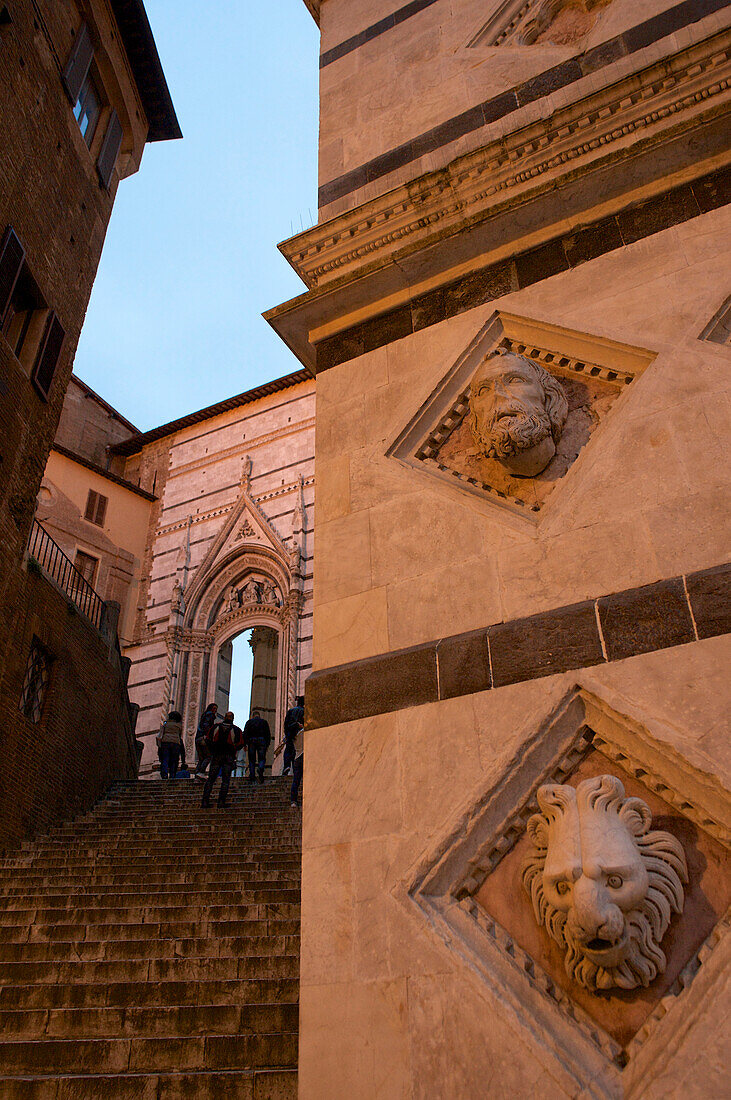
[194,702,217,781]
[282,696,304,776]
[243,708,271,784]
[201,710,243,808]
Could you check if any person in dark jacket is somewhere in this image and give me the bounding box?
[243,709,271,784]
[194,702,218,781]
[201,711,243,808]
[157,711,184,779]
[282,696,304,776]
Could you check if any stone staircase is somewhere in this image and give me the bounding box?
[0,777,301,1098]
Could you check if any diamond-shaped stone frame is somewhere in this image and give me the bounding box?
[398,687,731,1097]
[386,311,655,521]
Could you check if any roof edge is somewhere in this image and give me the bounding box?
[51,443,157,501]
[110,369,313,456]
[303,0,321,27]
[110,0,182,142]
[70,374,140,434]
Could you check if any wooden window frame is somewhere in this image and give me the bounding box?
[84,489,108,527]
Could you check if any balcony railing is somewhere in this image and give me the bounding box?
[27,520,105,631]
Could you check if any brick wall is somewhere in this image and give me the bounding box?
[0,0,154,847]
[54,377,138,467]
[0,563,138,853]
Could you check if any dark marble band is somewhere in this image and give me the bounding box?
[314,165,730,373]
[305,563,730,730]
[318,0,729,207]
[320,0,442,68]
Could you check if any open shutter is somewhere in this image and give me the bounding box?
[97,110,123,189]
[62,22,94,104]
[0,226,25,324]
[95,493,108,526]
[32,312,65,400]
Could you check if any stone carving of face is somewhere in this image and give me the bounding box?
[522,775,688,992]
[468,349,568,476]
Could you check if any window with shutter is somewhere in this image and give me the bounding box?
[84,490,108,527]
[74,72,102,149]
[31,312,65,400]
[0,227,25,325]
[63,23,94,105]
[74,550,99,588]
[97,110,123,189]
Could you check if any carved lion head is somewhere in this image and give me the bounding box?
[521,775,688,992]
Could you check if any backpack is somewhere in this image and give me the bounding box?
[208,720,242,752]
[284,706,304,739]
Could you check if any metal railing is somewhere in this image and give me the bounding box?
[27,520,105,631]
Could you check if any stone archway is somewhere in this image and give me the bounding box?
[164,541,303,765]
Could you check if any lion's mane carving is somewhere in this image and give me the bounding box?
[521,775,688,992]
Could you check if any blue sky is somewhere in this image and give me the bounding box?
[74,0,319,432]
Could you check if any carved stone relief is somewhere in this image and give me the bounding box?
[469,0,613,49]
[388,311,655,518]
[218,576,281,619]
[522,775,688,992]
[468,348,568,476]
[401,688,731,1087]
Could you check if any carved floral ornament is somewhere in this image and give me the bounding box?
[522,775,688,992]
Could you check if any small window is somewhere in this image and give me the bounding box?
[74,549,99,588]
[73,71,101,148]
[0,227,65,396]
[19,638,51,724]
[84,489,107,527]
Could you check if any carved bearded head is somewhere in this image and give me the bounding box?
[468,349,568,476]
[521,775,688,992]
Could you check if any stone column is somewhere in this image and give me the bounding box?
[249,626,279,770]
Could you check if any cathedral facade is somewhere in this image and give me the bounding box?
[112,371,315,773]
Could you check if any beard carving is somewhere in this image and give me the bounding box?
[467,351,568,476]
[521,775,688,992]
[488,408,552,458]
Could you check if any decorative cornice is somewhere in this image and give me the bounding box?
[153,477,315,538]
[283,30,730,290]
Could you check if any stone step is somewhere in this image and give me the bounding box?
[0,1068,297,1100]
[0,1031,298,1074]
[0,886,300,906]
[0,876,300,894]
[0,901,301,924]
[0,977,299,1011]
[0,934,299,963]
[0,953,299,984]
[22,830,299,847]
[1,917,301,942]
[0,865,302,883]
[0,777,301,1090]
[0,1001,298,1040]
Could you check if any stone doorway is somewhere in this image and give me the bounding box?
[213,625,280,776]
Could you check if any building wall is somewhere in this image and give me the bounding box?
[279,0,731,1096]
[316,0,717,218]
[0,0,175,844]
[54,375,138,466]
[0,566,138,853]
[122,376,316,771]
[38,447,153,645]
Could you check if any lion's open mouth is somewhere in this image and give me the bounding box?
[586,937,615,952]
